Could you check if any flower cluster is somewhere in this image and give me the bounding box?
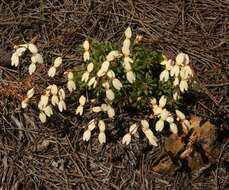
[11,43,43,75]
[14,27,195,148]
[82,119,106,144]
[48,57,62,77]
[122,27,136,83]
[21,88,35,108]
[38,85,66,123]
[160,53,193,100]
[67,72,76,92]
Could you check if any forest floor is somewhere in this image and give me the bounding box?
[0,1,228,190]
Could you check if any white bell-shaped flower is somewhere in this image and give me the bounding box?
[92,106,102,113]
[83,51,90,61]
[11,53,19,67]
[83,40,89,51]
[88,119,96,131]
[123,39,130,48]
[98,133,106,144]
[39,112,47,123]
[51,95,59,106]
[159,96,167,108]
[155,119,164,131]
[67,80,76,92]
[179,80,188,92]
[16,47,27,56]
[122,133,131,145]
[87,62,94,73]
[87,77,96,87]
[126,71,135,83]
[112,78,122,91]
[54,57,62,67]
[79,95,86,106]
[48,67,56,77]
[170,123,178,134]
[106,89,115,101]
[58,100,66,112]
[58,89,65,100]
[29,63,36,75]
[28,43,38,54]
[124,27,132,39]
[83,129,91,141]
[107,105,115,118]
[43,106,53,117]
[160,70,169,81]
[81,72,90,82]
[129,123,138,135]
[175,110,186,120]
[176,53,185,66]
[27,88,35,99]
[21,98,29,109]
[75,105,83,115]
[67,72,74,80]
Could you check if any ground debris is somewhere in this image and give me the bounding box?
[152,115,221,174]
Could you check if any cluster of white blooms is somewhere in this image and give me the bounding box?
[75,95,86,115]
[122,27,136,83]
[82,119,106,144]
[38,85,66,123]
[92,103,115,118]
[151,96,178,134]
[122,120,158,146]
[81,62,94,83]
[21,88,35,108]
[67,72,76,92]
[83,40,90,62]
[48,57,62,77]
[11,43,43,75]
[159,53,193,100]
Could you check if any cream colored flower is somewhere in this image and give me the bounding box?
[101,61,110,72]
[129,123,138,135]
[125,27,132,39]
[16,47,27,56]
[107,70,115,79]
[123,39,130,48]
[101,104,108,112]
[58,89,65,100]
[83,129,91,141]
[176,53,185,66]
[33,53,43,64]
[98,133,106,144]
[88,119,96,131]
[27,88,35,99]
[58,100,66,112]
[175,110,186,120]
[92,106,102,113]
[102,81,110,89]
[50,85,58,95]
[141,120,149,129]
[28,43,38,54]
[43,106,53,117]
[155,119,164,131]
[76,105,83,115]
[170,65,180,77]
[67,80,76,92]
[107,105,115,118]
[54,57,62,67]
[87,62,94,72]
[38,95,49,109]
[79,95,86,106]
[159,96,167,108]
[29,63,36,75]
[81,72,90,82]
[126,71,135,83]
[98,120,105,131]
[173,77,179,86]
[106,89,115,101]
[122,133,131,145]
[87,77,96,88]
[144,129,158,146]
[51,95,59,106]
[112,78,122,91]
[83,40,89,51]
[179,80,188,92]
[11,53,19,67]
[39,112,47,123]
[83,51,90,61]
[122,46,130,56]
[170,123,178,134]
[106,50,119,62]
[21,98,29,109]
[67,72,74,80]
[48,66,56,77]
[160,70,169,82]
